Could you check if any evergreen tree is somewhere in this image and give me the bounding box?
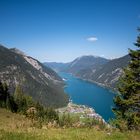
[14,85,25,112]
[0,82,9,108]
[14,85,35,113]
[0,81,17,112]
[113,29,140,130]
[6,95,18,112]
[0,82,8,106]
[0,81,5,107]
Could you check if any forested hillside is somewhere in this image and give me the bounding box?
[0,45,68,107]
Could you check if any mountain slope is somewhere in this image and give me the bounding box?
[66,55,109,74]
[44,55,130,90]
[44,55,109,74]
[74,55,131,90]
[44,62,70,72]
[0,45,68,107]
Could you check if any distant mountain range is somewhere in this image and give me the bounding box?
[44,55,130,90]
[0,45,68,107]
[45,55,109,74]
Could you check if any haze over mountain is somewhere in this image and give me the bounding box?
[0,45,68,107]
[44,55,130,90]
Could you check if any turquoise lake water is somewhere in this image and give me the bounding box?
[59,72,116,121]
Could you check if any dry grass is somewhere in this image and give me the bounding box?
[0,108,33,131]
[0,108,140,140]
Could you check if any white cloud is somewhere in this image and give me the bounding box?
[87,37,98,42]
[100,55,105,57]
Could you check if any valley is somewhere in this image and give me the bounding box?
[45,55,130,91]
[0,0,140,139]
[0,44,128,121]
[58,72,115,121]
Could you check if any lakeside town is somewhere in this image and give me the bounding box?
[57,101,106,124]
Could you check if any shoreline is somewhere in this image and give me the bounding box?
[78,77,117,94]
[60,72,114,123]
[62,72,118,94]
[57,101,106,124]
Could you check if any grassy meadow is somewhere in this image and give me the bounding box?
[0,108,140,140]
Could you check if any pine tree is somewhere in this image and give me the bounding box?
[6,95,18,112]
[0,81,17,112]
[14,85,26,112]
[0,81,5,107]
[113,29,140,130]
[0,82,9,107]
[14,85,35,113]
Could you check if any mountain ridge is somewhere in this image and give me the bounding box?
[0,45,69,107]
[44,55,130,90]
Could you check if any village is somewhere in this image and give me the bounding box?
[57,101,106,124]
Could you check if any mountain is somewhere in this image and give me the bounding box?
[0,45,68,107]
[44,62,70,72]
[66,55,109,74]
[44,55,130,90]
[44,55,109,74]
[75,55,131,90]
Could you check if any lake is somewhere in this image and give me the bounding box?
[59,72,116,121]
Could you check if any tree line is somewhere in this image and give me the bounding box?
[0,83,59,123]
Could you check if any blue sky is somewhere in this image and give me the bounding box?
[0,0,140,62]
